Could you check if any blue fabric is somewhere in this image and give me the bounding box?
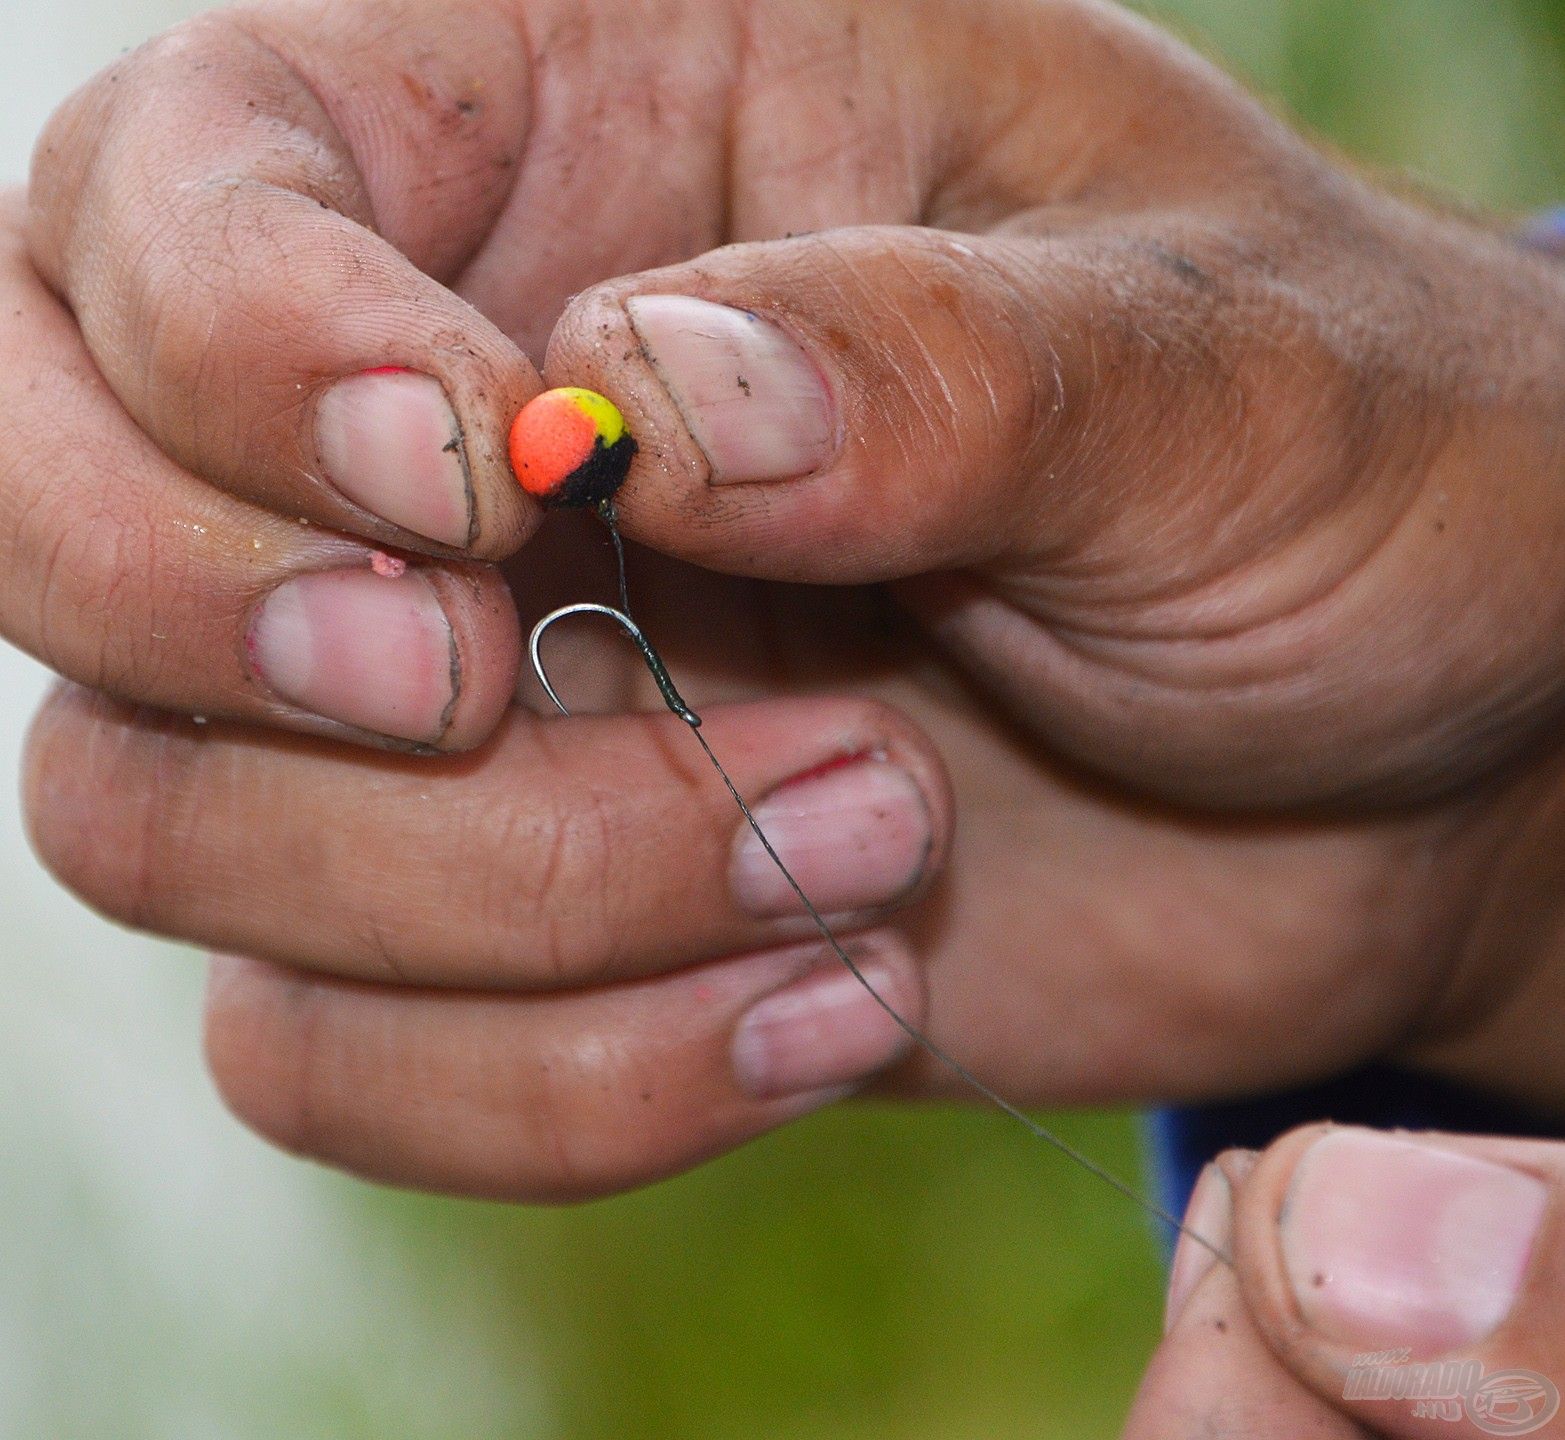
[1520,205,1565,254]
[1146,1067,1563,1251]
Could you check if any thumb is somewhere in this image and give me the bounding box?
[543,224,1200,585]
[1212,1124,1564,1440]
[541,221,1565,813]
[1126,1151,1373,1439]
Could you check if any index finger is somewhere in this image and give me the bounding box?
[28,0,539,556]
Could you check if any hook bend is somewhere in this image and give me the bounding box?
[528,602,701,727]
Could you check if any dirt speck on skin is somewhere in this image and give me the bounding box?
[1145,241,1218,294]
[370,551,408,578]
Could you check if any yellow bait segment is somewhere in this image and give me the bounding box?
[558,386,626,447]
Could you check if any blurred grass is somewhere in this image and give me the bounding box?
[372,1105,1163,1440]
[1146,0,1565,208]
[7,3,1565,1438]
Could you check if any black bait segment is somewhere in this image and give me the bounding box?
[546,433,638,510]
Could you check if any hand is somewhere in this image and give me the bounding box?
[1136,1125,1565,1440]
[22,0,1565,1202]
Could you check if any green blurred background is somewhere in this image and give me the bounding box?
[3,2,1564,1436]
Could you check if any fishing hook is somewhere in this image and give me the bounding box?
[529,601,701,727]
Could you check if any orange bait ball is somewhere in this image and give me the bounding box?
[508,386,637,509]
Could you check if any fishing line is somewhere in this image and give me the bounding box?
[511,387,1232,1269]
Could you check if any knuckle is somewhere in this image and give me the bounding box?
[202,959,325,1161]
[459,755,628,985]
[126,181,374,487]
[33,16,231,265]
[534,785,634,976]
[122,12,236,73]
[130,201,285,463]
[16,460,190,700]
[526,797,624,981]
[438,797,552,980]
[809,227,1055,478]
[27,94,95,247]
[49,14,350,471]
[351,912,419,985]
[518,1049,597,1199]
[19,688,91,891]
[22,687,144,918]
[22,689,198,933]
[102,13,263,119]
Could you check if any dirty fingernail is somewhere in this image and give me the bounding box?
[1281,1129,1548,1354]
[625,295,835,483]
[315,368,473,545]
[248,568,457,742]
[730,759,932,919]
[733,938,921,1100]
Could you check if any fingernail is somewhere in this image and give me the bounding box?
[1164,1164,1233,1333]
[732,940,919,1100]
[249,569,457,742]
[315,368,473,546]
[1282,1129,1548,1354]
[625,295,835,483]
[730,759,932,919]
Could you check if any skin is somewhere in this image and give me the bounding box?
[14,0,1565,1429]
